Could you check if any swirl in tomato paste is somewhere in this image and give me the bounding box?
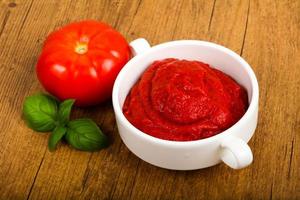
[123,58,248,141]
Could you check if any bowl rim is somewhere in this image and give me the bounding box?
[112,40,259,147]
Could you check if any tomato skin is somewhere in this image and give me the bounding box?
[36,20,131,106]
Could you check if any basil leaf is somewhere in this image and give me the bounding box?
[22,93,58,132]
[48,126,67,151]
[58,99,75,125]
[65,119,109,151]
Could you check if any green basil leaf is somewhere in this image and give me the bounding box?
[48,126,67,151]
[65,119,109,151]
[58,99,75,125]
[22,93,58,132]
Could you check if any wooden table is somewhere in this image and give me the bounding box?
[0,0,299,199]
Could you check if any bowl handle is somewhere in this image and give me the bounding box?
[219,136,253,169]
[129,38,151,56]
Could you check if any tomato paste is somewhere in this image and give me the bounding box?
[123,58,248,141]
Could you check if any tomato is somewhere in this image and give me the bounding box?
[36,20,131,106]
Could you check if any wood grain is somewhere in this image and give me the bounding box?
[0,0,299,199]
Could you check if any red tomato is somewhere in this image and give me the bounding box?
[36,20,131,106]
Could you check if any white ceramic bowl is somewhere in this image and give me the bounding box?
[112,38,259,170]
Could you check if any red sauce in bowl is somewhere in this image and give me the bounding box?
[123,58,248,141]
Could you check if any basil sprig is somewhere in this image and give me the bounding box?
[22,93,109,152]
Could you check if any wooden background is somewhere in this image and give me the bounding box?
[0,0,299,199]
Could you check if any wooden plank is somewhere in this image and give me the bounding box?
[240,0,300,199]
[0,0,52,199]
[207,0,250,54]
